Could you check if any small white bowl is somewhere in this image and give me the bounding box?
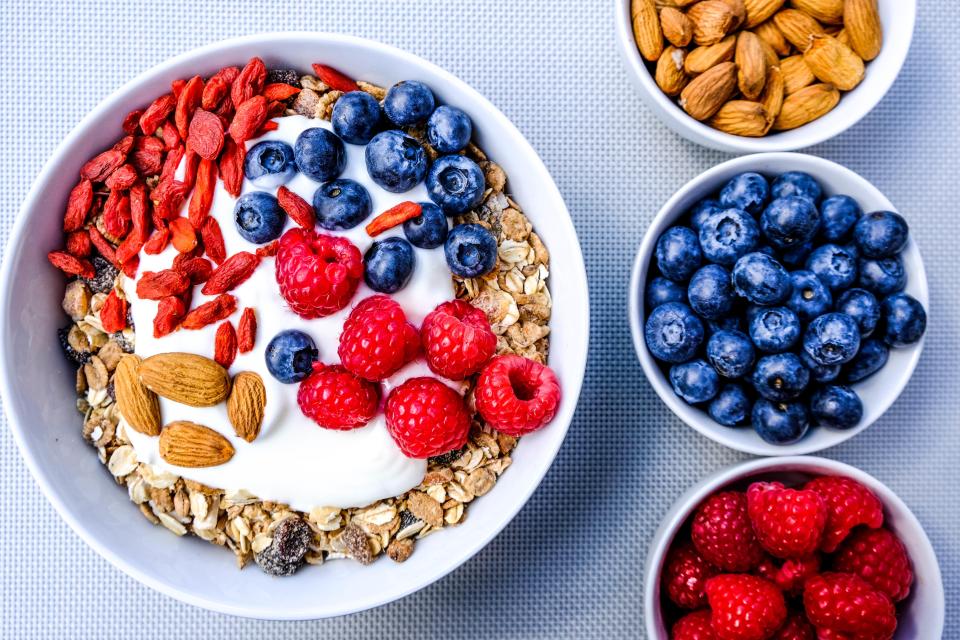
[0,33,589,619]
[644,456,945,638]
[629,153,927,456]
[614,0,916,153]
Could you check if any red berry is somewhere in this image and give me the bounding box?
[774,555,821,595]
[803,572,896,638]
[747,481,827,559]
[803,476,884,552]
[385,377,470,458]
[672,609,717,640]
[421,300,496,380]
[832,528,913,602]
[474,355,561,436]
[691,492,765,572]
[663,542,720,609]
[338,295,420,381]
[275,228,362,318]
[297,364,379,430]
[771,611,816,640]
[705,574,787,640]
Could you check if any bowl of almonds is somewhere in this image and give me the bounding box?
[615,0,915,152]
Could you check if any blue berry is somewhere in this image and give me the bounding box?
[402,202,448,249]
[771,171,822,203]
[835,288,880,338]
[732,252,790,305]
[752,353,810,401]
[331,91,381,144]
[646,276,687,310]
[709,383,752,426]
[844,338,889,383]
[265,330,318,383]
[760,196,821,250]
[426,105,472,153]
[656,227,702,282]
[749,306,801,353]
[234,192,286,244]
[803,312,861,366]
[810,385,863,429]
[752,399,810,445]
[698,209,760,266]
[880,293,926,346]
[858,255,906,296]
[719,172,769,215]
[800,349,841,383]
[426,155,485,214]
[383,80,436,126]
[819,195,862,242]
[644,302,704,364]
[364,237,416,293]
[780,241,815,267]
[787,270,832,322]
[806,244,858,291]
[687,264,734,320]
[293,128,346,183]
[689,199,723,230]
[669,359,720,404]
[444,223,497,278]
[244,140,296,188]
[313,179,371,230]
[365,130,428,193]
[706,330,755,378]
[854,211,909,258]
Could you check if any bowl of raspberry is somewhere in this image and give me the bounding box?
[645,456,944,639]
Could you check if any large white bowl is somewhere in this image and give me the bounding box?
[614,0,916,153]
[629,153,927,456]
[0,33,589,619]
[644,456,945,638]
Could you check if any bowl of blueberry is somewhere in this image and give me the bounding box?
[629,153,928,455]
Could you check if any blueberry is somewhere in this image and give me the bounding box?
[843,338,889,383]
[234,192,286,244]
[426,155,485,214]
[383,80,436,126]
[819,195,862,242]
[800,349,841,383]
[719,172,769,215]
[787,270,832,322]
[771,171,822,203]
[854,211,909,258]
[644,302,705,364]
[689,199,723,230]
[365,130,428,193]
[265,330,318,383]
[752,399,810,444]
[706,330,755,378]
[669,359,720,404]
[402,202,448,249]
[364,237,415,293]
[426,105,472,153]
[687,264,734,320]
[244,140,296,188]
[656,226,702,282]
[858,255,906,296]
[804,312,861,365]
[760,197,821,250]
[880,293,927,346]
[836,288,880,338]
[709,383,752,426]
[745,303,765,326]
[780,241,815,267]
[699,209,760,266]
[752,353,810,401]
[806,244,858,291]
[749,306,801,353]
[313,179,372,230]
[732,252,791,305]
[444,223,497,278]
[331,91,381,144]
[293,128,346,183]
[810,385,863,429]
[646,276,687,310]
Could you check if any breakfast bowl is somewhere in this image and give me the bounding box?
[644,456,944,638]
[614,0,916,153]
[629,152,927,456]
[0,33,589,619]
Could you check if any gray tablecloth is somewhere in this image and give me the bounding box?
[1,0,956,637]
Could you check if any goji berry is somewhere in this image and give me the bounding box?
[266,100,286,118]
[143,226,170,255]
[200,217,227,264]
[237,307,257,353]
[131,136,165,175]
[216,65,241,84]
[262,83,302,101]
[66,230,92,258]
[80,147,126,182]
[170,78,187,97]
[139,93,176,135]
[136,269,190,299]
[121,254,139,278]
[159,120,179,150]
[181,148,201,189]
[218,137,245,197]
[129,184,151,236]
[116,229,145,265]
[158,144,184,184]
[88,227,119,266]
[63,178,93,232]
[102,190,131,239]
[169,217,197,253]
[47,251,95,279]
[153,179,190,221]
[100,290,128,334]
[228,95,268,142]
[231,57,267,108]
[104,163,139,190]
[365,201,422,236]
[182,294,238,330]
[255,240,279,258]
[114,135,135,156]
[214,321,238,368]
[253,120,279,137]
[201,252,260,295]
[311,63,360,93]
[122,109,144,134]
[187,109,225,160]
[174,255,213,285]
[276,186,316,229]
[174,75,204,138]
[201,76,229,111]
[188,158,217,228]
[153,295,186,338]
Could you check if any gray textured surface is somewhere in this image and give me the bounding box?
[0,0,957,637]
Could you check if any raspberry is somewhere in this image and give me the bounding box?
[803,477,884,552]
[338,295,420,381]
[774,555,821,595]
[747,481,827,559]
[832,528,913,602]
[671,609,717,640]
[474,355,561,436]
[691,491,765,572]
[771,611,815,640]
[275,227,362,318]
[421,300,496,380]
[705,574,787,640]
[385,377,470,458]
[297,364,379,430]
[802,572,897,638]
[663,542,719,609]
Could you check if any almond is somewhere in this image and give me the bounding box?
[773,82,840,130]
[744,0,786,27]
[759,65,786,121]
[227,371,266,443]
[708,100,772,136]
[158,421,235,468]
[790,0,843,24]
[688,1,738,45]
[138,352,230,407]
[844,0,882,61]
[834,27,852,48]
[774,8,827,50]
[803,34,864,91]
[781,54,816,94]
[660,7,694,47]
[756,34,781,67]
[736,31,768,99]
[679,61,738,120]
[754,19,791,55]
[631,0,664,61]
[718,0,747,28]
[115,355,161,436]
[685,35,737,75]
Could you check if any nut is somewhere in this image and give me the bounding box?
[803,34,865,91]
[688,1,739,45]
[685,35,737,75]
[843,0,882,61]
[773,83,840,130]
[655,46,690,96]
[158,421,235,467]
[138,352,230,407]
[790,0,843,25]
[660,7,694,47]
[773,8,827,50]
[226,371,266,443]
[115,355,161,436]
[631,0,664,61]
[708,100,772,136]
[754,19,791,55]
[744,0,786,28]
[736,31,768,99]
[781,54,816,94]
[759,65,786,120]
[679,61,738,120]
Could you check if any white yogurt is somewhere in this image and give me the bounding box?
[123,115,457,511]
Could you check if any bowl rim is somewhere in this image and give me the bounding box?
[628,152,928,456]
[643,455,945,639]
[0,32,590,619]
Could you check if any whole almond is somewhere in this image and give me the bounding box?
[773,83,840,130]
[159,421,235,468]
[781,54,816,94]
[790,0,843,24]
[660,7,694,47]
[756,35,781,67]
[632,0,664,61]
[708,100,772,136]
[774,8,827,50]
[115,355,161,436]
[759,65,786,121]
[685,35,737,74]
[803,34,865,91]
[688,1,738,45]
[736,31,768,99]
[844,0,882,61]
[227,371,266,443]
[744,0,786,27]
[139,352,230,407]
[718,0,747,28]
[754,19,791,55]
[679,61,738,120]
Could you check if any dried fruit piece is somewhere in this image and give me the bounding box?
[102,190,131,239]
[181,294,238,330]
[122,109,144,134]
[100,290,128,333]
[187,109,225,160]
[227,371,266,442]
[153,295,186,338]
[160,119,180,150]
[218,136,245,197]
[139,93,177,135]
[202,66,239,110]
[774,8,826,50]
[169,217,198,253]
[736,31,768,99]
[214,321,238,368]
[143,227,171,255]
[685,35,737,75]
[81,146,127,183]
[88,227,119,267]
[174,255,213,284]
[262,83,302,101]
[115,355,162,436]
[844,0,882,61]
[276,186,316,229]
[63,178,94,232]
[791,0,843,24]
[201,252,260,295]
[174,75,204,138]
[311,63,360,93]
[132,135,165,177]
[188,158,217,228]
[365,201,422,236]
[66,230,92,258]
[804,34,865,91]
[104,163,138,190]
[255,240,279,258]
[708,100,771,136]
[661,7,694,47]
[159,421,234,467]
[231,57,267,108]
[137,269,190,300]
[679,61,738,120]
[48,251,95,279]
[759,65,786,121]
[228,95,268,142]
[782,54,817,94]
[656,46,690,96]
[630,0,664,61]
[237,307,257,353]
[745,0,786,27]
[200,217,227,264]
[773,83,840,130]
[139,352,231,406]
[688,0,738,45]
